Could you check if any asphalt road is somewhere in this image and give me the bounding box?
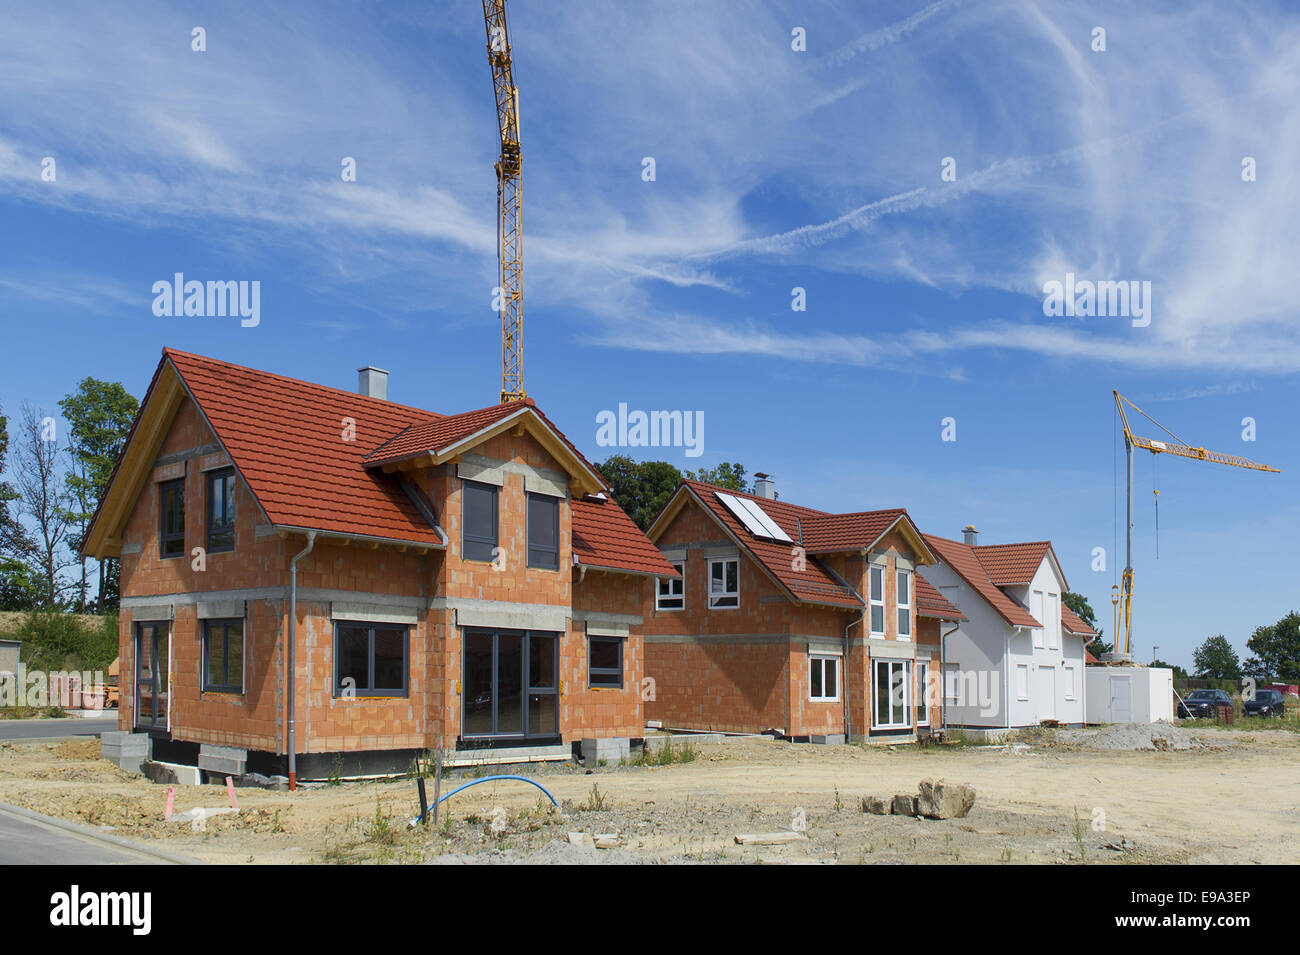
[0,807,155,864]
[0,717,118,741]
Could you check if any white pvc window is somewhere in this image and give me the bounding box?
[1046,592,1059,649]
[1031,590,1045,648]
[809,655,840,702]
[1063,665,1076,700]
[1016,663,1030,700]
[708,558,739,609]
[873,659,911,729]
[916,661,929,725]
[656,562,685,611]
[897,570,912,638]
[869,565,885,635]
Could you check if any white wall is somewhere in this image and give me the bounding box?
[1086,666,1174,723]
[920,561,1009,727]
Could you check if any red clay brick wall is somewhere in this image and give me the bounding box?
[568,570,645,739]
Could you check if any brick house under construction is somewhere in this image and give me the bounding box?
[83,349,674,784]
[641,478,965,742]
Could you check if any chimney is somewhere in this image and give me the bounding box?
[357,366,389,400]
[753,472,776,499]
[962,524,979,546]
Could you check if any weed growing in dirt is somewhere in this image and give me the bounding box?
[1072,807,1087,862]
[833,785,843,812]
[633,738,696,766]
[328,754,344,787]
[368,797,397,846]
[578,783,609,811]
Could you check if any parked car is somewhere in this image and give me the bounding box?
[1243,689,1287,718]
[1178,688,1233,719]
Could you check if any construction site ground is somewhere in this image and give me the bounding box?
[1,724,1294,865]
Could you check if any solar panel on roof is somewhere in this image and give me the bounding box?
[715,492,792,543]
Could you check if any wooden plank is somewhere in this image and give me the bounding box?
[734,832,806,846]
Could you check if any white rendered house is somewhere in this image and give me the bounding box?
[920,527,1097,730]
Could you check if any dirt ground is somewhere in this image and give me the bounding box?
[1,726,1296,865]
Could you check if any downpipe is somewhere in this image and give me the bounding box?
[288,531,317,791]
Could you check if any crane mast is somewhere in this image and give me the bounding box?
[483,0,524,403]
[1111,390,1279,658]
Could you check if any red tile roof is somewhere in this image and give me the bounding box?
[571,495,679,577]
[916,574,966,621]
[923,534,1043,629]
[166,348,446,545]
[1061,604,1098,637]
[157,350,647,573]
[973,541,1066,589]
[680,480,862,608]
[800,509,909,553]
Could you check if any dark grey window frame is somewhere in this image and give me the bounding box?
[206,468,236,553]
[202,618,244,694]
[461,479,499,563]
[332,621,410,698]
[159,478,185,559]
[525,492,560,570]
[460,627,559,739]
[588,635,625,689]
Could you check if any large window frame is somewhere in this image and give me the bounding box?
[873,659,911,730]
[526,492,560,571]
[915,660,929,725]
[656,561,685,611]
[869,565,886,636]
[159,478,185,559]
[461,479,499,564]
[896,569,912,639]
[708,557,739,610]
[333,621,410,698]
[461,627,559,739]
[202,618,244,694]
[1045,592,1060,649]
[809,654,840,702]
[206,468,236,553]
[588,635,625,689]
[1031,590,1046,648]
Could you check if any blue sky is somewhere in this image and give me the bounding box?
[1,1,1297,670]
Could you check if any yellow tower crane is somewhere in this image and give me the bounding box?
[1112,390,1279,657]
[483,0,525,403]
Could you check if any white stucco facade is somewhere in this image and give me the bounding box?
[922,552,1088,729]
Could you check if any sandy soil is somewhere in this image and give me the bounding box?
[1,727,1296,865]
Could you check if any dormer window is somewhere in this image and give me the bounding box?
[206,469,236,553]
[462,479,499,562]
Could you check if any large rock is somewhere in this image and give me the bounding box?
[917,779,976,819]
[890,794,918,816]
[861,795,889,815]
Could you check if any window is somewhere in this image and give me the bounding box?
[463,628,558,737]
[206,468,236,552]
[203,619,244,693]
[159,479,185,558]
[916,661,929,725]
[897,570,912,638]
[708,557,738,609]
[873,660,910,729]
[657,562,685,610]
[334,622,409,697]
[1063,665,1076,700]
[588,636,624,688]
[809,655,840,702]
[1031,590,1045,648]
[1046,593,1059,649]
[461,480,498,563]
[869,565,885,635]
[526,492,559,570]
[1016,663,1030,700]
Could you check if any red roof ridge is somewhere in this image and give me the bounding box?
[161,347,446,420]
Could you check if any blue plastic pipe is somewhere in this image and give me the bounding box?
[412,774,558,826]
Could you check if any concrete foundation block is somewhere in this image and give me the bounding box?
[142,760,202,786]
[198,743,247,777]
[100,731,150,774]
[580,737,630,768]
[810,734,846,745]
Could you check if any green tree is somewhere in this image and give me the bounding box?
[1243,611,1300,683]
[1192,634,1242,681]
[685,462,749,492]
[58,378,138,611]
[1150,659,1188,678]
[1063,591,1110,654]
[0,403,39,610]
[595,456,682,531]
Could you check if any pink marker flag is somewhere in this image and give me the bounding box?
[226,776,238,809]
[164,787,175,821]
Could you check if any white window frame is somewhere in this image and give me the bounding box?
[1016,663,1030,701]
[809,654,840,703]
[1063,664,1076,700]
[1046,592,1059,649]
[656,561,685,611]
[872,659,911,729]
[896,569,912,639]
[916,660,930,725]
[869,564,886,636]
[708,557,739,610]
[1031,590,1045,648]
